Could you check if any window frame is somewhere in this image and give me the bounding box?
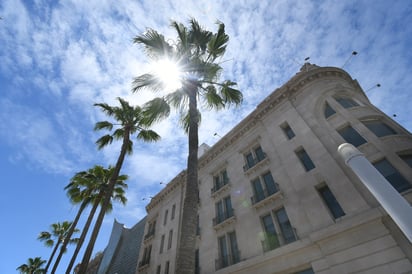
[373,158,411,193]
[317,184,346,219]
[295,147,316,171]
[362,119,397,137]
[337,124,367,147]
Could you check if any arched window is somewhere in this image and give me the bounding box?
[324,102,336,118]
[335,97,359,109]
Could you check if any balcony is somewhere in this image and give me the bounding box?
[138,257,150,270]
[213,209,236,230]
[250,185,283,208]
[215,250,241,270]
[211,181,230,199]
[261,229,298,252]
[243,154,269,175]
[143,228,155,242]
[211,178,230,194]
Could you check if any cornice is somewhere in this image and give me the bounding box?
[198,65,357,169]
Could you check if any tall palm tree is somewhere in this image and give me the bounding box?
[77,98,160,273]
[53,166,128,274]
[132,18,242,274]
[17,257,46,274]
[38,221,79,273]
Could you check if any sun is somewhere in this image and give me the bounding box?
[151,58,183,91]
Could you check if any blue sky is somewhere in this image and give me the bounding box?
[1,0,411,273]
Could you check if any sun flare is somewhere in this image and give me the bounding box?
[151,59,183,91]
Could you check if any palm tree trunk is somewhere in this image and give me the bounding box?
[45,241,60,273]
[77,131,130,274]
[176,83,199,274]
[66,198,101,274]
[51,203,85,273]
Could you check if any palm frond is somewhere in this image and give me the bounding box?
[220,80,243,105]
[94,103,114,116]
[207,22,228,60]
[142,97,171,124]
[94,121,113,132]
[179,109,201,133]
[137,129,161,142]
[132,73,165,93]
[96,134,114,150]
[133,29,174,59]
[112,128,124,140]
[204,85,224,109]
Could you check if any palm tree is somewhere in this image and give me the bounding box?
[132,18,242,274]
[17,257,46,274]
[51,166,127,274]
[77,98,160,273]
[38,221,79,273]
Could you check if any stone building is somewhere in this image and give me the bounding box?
[135,63,412,274]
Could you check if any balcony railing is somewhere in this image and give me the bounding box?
[144,228,155,241]
[261,228,298,252]
[243,153,267,171]
[215,250,241,270]
[213,209,235,226]
[211,179,230,194]
[250,184,280,205]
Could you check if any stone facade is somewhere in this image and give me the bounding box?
[136,64,412,274]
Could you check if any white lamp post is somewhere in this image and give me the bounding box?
[338,143,412,243]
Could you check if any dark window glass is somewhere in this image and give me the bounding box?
[336,97,359,108]
[224,196,233,218]
[263,172,277,195]
[195,249,200,274]
[218,236,229,267]
[296,148,316,171]
[159,234,165,253]
[282,124,295,139]
[167,230,173,249]
[318,185,345,219]
[338,125,367,147]
[294,268,315,274]
[373,159,411,192]
[275,207,296,244]
[228,231,240,264]
[400,154,412,168]
[171,204,176,220]
[222,169,229,184]
[363,120,397,137]
[262,214,279,249]
[246,152,255,168]
[324,102,336,118]
[255,146,265,161]
[216,200,224,223]
[163,210,168,226]
[156,265,161,274]
[252,178,265,203]
[164,261,169,274]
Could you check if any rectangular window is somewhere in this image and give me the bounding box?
[145,220,156,240]
[212,169,229,193]
[196,215,200,236]
[251,172,279,204]
[164,261,169,274]
[363,120,397,137]
[318,185,345,219]
[164,210,168,226]
[159,234,165,253]
[261,214,279,251]
[214,196,234,225]
[373,159,411,192]
[275,207,297,243]
[338,125,367,147]
[167,229,173,249]
[261,207,296,252]
[216,231,240,270]
[244,145,266,170]
[195,249,200,274]
[140,245,152,266]
[171,204,176,220]
[281,123,295,139]
[296,148,315,171]
[156,265,161,274]
[336,97,359,108]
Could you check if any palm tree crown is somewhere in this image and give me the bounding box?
[17,257,46,274]
[133,18,242,128]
